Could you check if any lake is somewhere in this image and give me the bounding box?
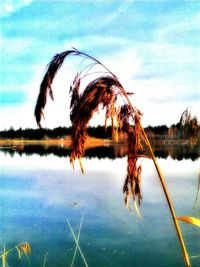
[0,144,199,267]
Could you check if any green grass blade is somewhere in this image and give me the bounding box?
[2,245,7,267]
[190,254,200,259]
[15,246,21,259]
[133,201,142,219]
[42,252,48,267]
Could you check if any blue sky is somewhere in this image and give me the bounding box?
[0,0,200,130]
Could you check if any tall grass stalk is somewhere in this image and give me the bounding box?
[120,86,196,267]
[35,48,192,267]
[119,86,191,267]
[142,126,191,267]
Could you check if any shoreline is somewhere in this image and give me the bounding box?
[0,136,120,149]
[0,137,198,147]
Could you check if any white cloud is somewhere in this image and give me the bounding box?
[94,0,134,31]
[0,0,34,17]
[141,42,200,64]
[1,36,33,59]
[102,47,142,82]
[65,35,129,51]
[156,12,200,43]
[0,104,35,130]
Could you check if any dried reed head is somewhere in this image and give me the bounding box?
[20,242,31,255]
[123,125,143,207]
[35,48,149,207]
[117,104,132,132]
[34,48,113,127]
[34,50,77,127]
[123,157,142,208]
[69,76,124,168]
[121,109,150,208]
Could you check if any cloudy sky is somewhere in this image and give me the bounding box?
[0,0,199,130]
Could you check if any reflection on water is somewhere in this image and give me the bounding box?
[0,142,199,160]
[0,145,199,267]
[0,144,125,159]
[153,144,200,161]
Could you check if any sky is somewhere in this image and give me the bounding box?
[0,0,200,130]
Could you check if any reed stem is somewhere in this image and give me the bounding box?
[120,88,191,267]
[35,48,191,267]
[141,126,191,267]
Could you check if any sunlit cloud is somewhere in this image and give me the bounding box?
[156,12,200,44]
[94,0,134,31]
[0,0,34,17]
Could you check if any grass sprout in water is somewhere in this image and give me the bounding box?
[35,48,200,267]
[0,242,31,267]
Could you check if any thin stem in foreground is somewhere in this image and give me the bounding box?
[119,86,191,267]
[67,218,88,267]
[141,122,191,267]
[70,215,84,267]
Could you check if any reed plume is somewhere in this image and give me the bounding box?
[121,108,150,207]
[35,48,192,267]
[34,48,116,127]
[69,75,123,167]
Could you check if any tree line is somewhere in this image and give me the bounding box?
[0,126,112,140]
[0,122,199,140]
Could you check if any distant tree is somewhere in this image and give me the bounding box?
[145,125,168,136]
[9,126,14,131]
[145,127,155,139]
[179,108,199,139]
[168,124,179,138]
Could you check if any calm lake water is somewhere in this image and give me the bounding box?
[0,145,199,267]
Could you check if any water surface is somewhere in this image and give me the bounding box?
[0,146,199,267]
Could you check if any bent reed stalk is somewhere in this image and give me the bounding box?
[119,86,191,267]
[35,48,191,267]
[141,127,191,267]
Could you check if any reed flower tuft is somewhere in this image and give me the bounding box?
[35,48,149,202]
[35,48,193,267]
